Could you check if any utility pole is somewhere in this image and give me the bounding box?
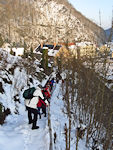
[99,9,101,27]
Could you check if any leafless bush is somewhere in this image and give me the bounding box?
[55,45,113,150]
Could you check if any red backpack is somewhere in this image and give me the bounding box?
[37,98,47,107]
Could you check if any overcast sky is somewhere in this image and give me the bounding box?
[68,0,113,29]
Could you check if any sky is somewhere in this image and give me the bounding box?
[68,0,113,30]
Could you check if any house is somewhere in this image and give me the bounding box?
[34,44,62,57]
[12,47,24,56]
[2,43,24,56]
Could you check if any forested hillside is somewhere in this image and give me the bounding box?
[0,0,106,49]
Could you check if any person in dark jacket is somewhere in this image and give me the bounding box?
[56,72,62,83]
[49,78,55,90]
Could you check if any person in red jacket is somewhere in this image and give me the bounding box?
[45,85,51,98]
[37,97,49,118]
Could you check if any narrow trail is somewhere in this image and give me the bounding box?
[0,104,50,150]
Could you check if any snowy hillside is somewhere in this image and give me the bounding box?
[0,47,113,150]
[0,79,89,150]
[0,49,88,150]
[0,49,50,150]
[0,0,106,48]
[0,49,47,114]
[0,49,90,150]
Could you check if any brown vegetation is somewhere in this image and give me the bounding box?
[0,0,106,49]
[55,45,113,150]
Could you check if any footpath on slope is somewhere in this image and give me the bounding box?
[0,100,50,150]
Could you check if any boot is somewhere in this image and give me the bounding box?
[32,126,39,130]
[32,121,39,130]
[44,113,46,117]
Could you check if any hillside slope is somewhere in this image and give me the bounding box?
[0,0,106,48]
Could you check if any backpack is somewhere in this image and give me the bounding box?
[23,87,36,99]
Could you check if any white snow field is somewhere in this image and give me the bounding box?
[0,103,50,150]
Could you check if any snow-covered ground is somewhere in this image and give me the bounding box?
[0,49,50,150]
[0,80,88,150]
[0,111,49,150]
[1,48,112,149]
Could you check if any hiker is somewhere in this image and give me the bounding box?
[49,77,55,90]
[41,88,51,117]
[46,80,52,92]
[25,86,44,130]
[44,85,51,99]
[37,97,48,118]
[56,72,62,83]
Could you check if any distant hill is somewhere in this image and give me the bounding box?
[105,28,113,42]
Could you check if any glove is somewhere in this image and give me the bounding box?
[45,99,49,106]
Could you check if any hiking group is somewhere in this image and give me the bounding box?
[23,77,56,130]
